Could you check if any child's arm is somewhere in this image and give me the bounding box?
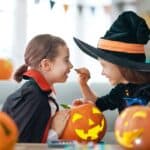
[51,109,70,138]
[75,68,97,103]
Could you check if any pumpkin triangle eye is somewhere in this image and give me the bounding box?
[88,119,95,126]
[92,107,101,114]
[72,113,83,123]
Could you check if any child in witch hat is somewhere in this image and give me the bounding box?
[73,11,150,113]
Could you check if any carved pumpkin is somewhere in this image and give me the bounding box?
[0,112,18,150]
[115,106,150,150]
[60,103,107,143]
[0,58,13,80]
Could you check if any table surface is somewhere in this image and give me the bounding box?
[15,143,123,150]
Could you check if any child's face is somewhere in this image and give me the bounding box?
[99,59,127,85]
[48,45,73,83]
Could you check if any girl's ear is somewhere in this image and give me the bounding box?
[39,59,52,71]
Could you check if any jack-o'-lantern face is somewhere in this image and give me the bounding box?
[0,112,18,150]
[115,106,150,150]
[60,103,107,143]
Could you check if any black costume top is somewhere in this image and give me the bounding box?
[2,69,59,143]
[96,83,150,113]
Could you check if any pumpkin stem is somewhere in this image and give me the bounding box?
[0,121,11,135]
[60,104,71,109]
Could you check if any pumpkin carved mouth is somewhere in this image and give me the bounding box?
[0,121,11,136]
[75,119,105,140]
[115,129,143,148]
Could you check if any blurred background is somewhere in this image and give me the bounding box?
[0,0,150,83]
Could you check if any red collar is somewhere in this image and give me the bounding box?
[23,69,55,92]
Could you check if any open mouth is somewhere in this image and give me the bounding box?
[115,128,144,148]
[75,119,105,140]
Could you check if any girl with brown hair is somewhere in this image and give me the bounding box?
[74,11,150,113]
[2,34,73,142]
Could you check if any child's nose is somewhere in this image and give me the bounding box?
[70,63,73,69]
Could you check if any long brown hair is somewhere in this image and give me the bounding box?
[14,34,66,82]
[118,66,150,84]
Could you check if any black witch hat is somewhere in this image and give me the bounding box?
[74,11,150,72]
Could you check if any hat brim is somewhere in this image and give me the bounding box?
[73,37,150,72]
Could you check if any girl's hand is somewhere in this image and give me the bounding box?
[75,68,91,86]
[51,110,70,137]
[72,98,94,106]
[72,99,84,106]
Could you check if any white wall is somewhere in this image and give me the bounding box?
[0,0,150,82]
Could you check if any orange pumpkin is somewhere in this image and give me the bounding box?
[60,103,107,143]
[115,106,150,150]
[0,112,18,150]
[0,58,13,80]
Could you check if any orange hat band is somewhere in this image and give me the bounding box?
[97,39,144,54]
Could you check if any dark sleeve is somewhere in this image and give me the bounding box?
[2,82,50,142]
[95,85,125,112]
[134,84,150,104]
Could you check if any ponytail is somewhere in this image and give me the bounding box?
[14,64,28,82]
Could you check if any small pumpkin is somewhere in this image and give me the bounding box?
[60,103,107,143]
[0,112,18,150]
[0,58,13,80]
[115,106,150,150]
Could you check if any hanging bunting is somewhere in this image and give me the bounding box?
[77,4,83,15]
[103,4,112,15]
[63,4,69,13]
[90,6,96,15]
[116,2,124,11]
[34,0,40,4]
[49,0,55,9]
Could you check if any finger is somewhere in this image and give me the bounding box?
[78,72,90,78]
[80,74,90,79]
[65,113,70,121]
[75,69,90,78]
[63,110,70,116]
[74,68,80,73]
[75,68,88,74]
[72,100,83,106]
[63,112,70,122]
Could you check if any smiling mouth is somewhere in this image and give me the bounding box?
[115,128,144,148]
[75,119,105,140]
